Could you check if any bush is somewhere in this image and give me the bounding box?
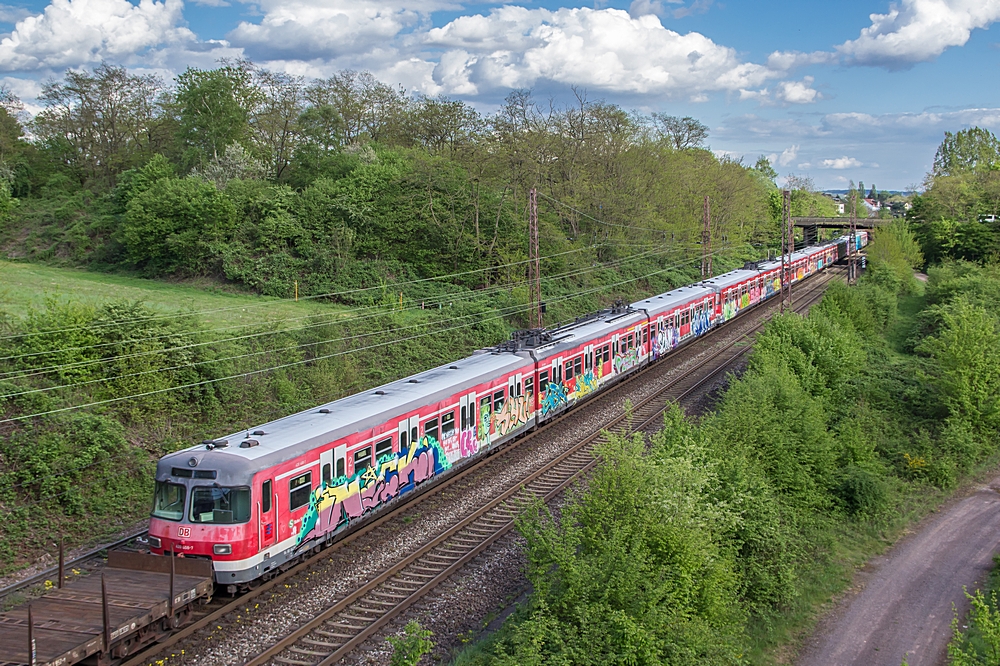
[834,466,887,518]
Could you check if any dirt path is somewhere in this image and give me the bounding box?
[797,474,1000,666]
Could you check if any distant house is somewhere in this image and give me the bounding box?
[863,198,880,214]
[836,203,845,214]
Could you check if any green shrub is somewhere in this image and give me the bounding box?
[834,466,887,518]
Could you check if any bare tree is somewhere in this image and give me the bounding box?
[650,113,708,150]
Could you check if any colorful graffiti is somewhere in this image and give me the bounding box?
[653,324,680,360]
[478,403,491,442]
[459,427,479,457]
[572,365,602,399]
[613,346,641,374]
[541,382,569,416]
[295,436,452,548]
[494,395,530,437]
[765,276,780,298]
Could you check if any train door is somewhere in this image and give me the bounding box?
[584,345,593,375]
[259,477,275,550]
[334,444,346,479]
[610,335,619,375]
[320,449,334,488]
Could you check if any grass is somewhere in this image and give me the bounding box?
[0,259,341,327]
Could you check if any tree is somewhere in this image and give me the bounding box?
[174,61,261,166]
[247,67,304,180]
[933,127,1000,177]
[122,176,237,274]
[754,156,778,182]
[650,113,708,150]
[32,63,163,186]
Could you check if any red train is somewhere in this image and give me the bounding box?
[148,233,867,590]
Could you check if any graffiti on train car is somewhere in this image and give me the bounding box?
[613,346,640,374]
[692,309,711,336]
[541,381,569,416]
[459,427,480,457]
[295,436,452,547]
[494,395,530,437]
[573,366,601,399]
[653,323,679,360]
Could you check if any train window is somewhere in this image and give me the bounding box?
[442,412,456,438]
[493,389,505,412]
[262,480,272,513]
[539,370,549,393]
[336,458,345,478]
[171,467,193,478]
[555,364,563,383]
[354,447,372,473]
[574,357,582,377]
[424,418,439,442]
[322,463,332,486]
[400,429,408,450]
[152,481,186,521]
[193,470,217,480]
[191,486,250,524]
[289,473,311,511]
[460,405,468,430]
[564,360,574,380]
[411,426,418,444]
[480,396,491,418]
[525,377,534,397]
[603,345,610,363]
[375,437,393,461]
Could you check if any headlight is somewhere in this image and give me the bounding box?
[213,544,232,555]
[148,536,161,549]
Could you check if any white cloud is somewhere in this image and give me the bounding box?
[774,76,820,104]
[190,0,229,6]
[837,0,1000,69]
[0,4,32,23]
[423,7,777,96]
[766,49,837,70]
[229,0,455,63]
[819,156,863,169]
[0,0,193,71]
[777,144,798,166]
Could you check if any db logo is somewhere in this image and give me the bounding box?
[177,526,191,538]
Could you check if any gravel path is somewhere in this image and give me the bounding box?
[797,474,1000,666]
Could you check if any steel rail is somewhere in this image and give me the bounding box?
[249,269,842,666]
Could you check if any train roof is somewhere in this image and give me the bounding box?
[531,307,647,361]
[630,284,715,317]
[158,349,532,479]
[698,268,761,292]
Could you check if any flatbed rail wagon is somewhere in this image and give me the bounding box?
[0,552,213,666]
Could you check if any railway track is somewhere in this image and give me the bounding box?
[246,269,841,666]
[99,267,840,666]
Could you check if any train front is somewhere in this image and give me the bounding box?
[147,443,258,587]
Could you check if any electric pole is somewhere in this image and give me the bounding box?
[781,189,792,312]
[529,187,542,329]
[849,189,858,285]
[701,195,712,278]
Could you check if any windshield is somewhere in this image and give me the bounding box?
[190,486,251,524]
[151,481,186,521]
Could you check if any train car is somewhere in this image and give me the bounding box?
[149,349,535,589]
[528,305,649,423]
[631,284,716,361]
[699,269,765,324]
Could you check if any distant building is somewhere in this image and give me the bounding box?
[837,202,845,214]
[863,198,880,214]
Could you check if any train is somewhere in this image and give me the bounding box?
[148,231,868,591]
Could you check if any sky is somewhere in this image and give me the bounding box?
[0,0,997,191]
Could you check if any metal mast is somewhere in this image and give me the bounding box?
[781,189,792,312]
[849,189,858,285]
[701,195,712,278]
[529,187,542,329]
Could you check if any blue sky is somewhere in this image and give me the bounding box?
[0,0,997,190]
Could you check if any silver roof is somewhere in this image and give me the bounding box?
[158,349,532,480]
[630,284,716,317]
[699,268,762,291]
[532,308,648,361]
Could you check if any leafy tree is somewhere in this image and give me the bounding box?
[174,62,261,166]
[121,176,237,274]
[753,156,778,182]
[933,127,1000,177]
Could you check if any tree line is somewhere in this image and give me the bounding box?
[0,60,788,301]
